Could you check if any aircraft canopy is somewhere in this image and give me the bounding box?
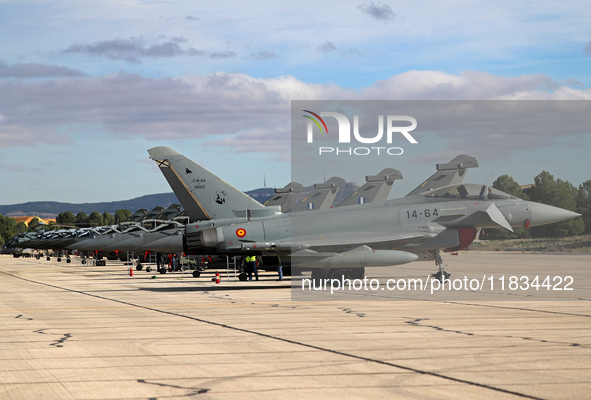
[419,184,516,200]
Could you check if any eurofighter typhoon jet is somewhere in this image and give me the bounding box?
[148,147,579,280]
[146,147,472,270]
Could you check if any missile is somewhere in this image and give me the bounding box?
[292,246,418,268]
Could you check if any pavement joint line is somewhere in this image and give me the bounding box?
[404,316,591,349]
[329,289,591,318]
[442,301,591,318]
[1,269,547,400]
[335,285,591,318]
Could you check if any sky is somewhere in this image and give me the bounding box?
[1,0,590,205]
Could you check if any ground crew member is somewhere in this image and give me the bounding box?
[246,255,258,281]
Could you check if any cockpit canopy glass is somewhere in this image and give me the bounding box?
[419,184,515,200]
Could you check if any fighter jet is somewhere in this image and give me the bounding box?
[144,147,580,279]
[145,148,516,278]
[181,174,580,281]
[5,206,163,264]
[67,205,185,253]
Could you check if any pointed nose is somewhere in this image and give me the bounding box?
[526,202,581,227]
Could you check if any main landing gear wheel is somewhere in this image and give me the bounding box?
[431,250,450,282]
[46,256,51,261]
[310,269,326,285]
[159,268,167,274]
[324,268,365,280]
[349,267,365,279]
[432,270,450,282]
[238,273,248,281]
[192,270,201,278]
[57,257,61,262]
[136,264,143,271]
[66,258,71,264]
[81,259,87,265]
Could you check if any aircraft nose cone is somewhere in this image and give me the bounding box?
[526,202,581,227]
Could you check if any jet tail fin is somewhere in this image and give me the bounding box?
[289,177,346,212]
[264,182,303,213]
[336,168,402,207]
[148,146,265,220]
[406,154,478,196]
[126,208,148,223]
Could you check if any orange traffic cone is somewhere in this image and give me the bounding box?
[129,268,133,277]
[215,271,220,284]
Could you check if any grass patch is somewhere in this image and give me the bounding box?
[470,233,591,253]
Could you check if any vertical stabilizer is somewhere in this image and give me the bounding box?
[264,182,303,213]
[148,146,265,220]
[289,177,346,212]
[406,154,478,196]
[336,168,402,207]
[126,208,148,223]
[161,204,183,220]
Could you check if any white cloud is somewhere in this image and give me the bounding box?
[0,61,85,78]
[0,69,589,164]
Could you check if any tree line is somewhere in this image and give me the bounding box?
[55,210,132,228]
[485,171,589,239]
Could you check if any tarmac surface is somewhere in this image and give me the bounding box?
[0,252,590,399]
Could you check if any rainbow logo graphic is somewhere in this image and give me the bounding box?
[302,110,328,135]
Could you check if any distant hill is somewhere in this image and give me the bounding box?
[246,187,276,204]
[0,184,359,218]
[0,193,181,218]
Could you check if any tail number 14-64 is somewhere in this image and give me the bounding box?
[405,209,439,219]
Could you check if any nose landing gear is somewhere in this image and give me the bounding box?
[431,251,450,282]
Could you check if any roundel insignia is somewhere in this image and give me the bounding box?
[236,228,246,238]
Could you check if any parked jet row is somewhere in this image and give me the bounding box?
[149,147,577,280]
[2,204,186,264]
[3,152,477,275]
[4,149,578,282]
[144,148,486,278]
